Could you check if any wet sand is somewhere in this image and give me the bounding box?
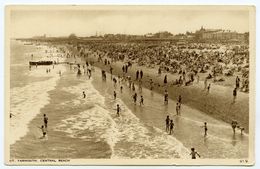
[87,55,249,133]
[91,67,248,159]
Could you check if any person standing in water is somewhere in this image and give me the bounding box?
[190,148,201,159]
[116,104,121,117]
[83,91,86,98]
[231,120,238,134]
[169,120,174,135]
[114,91,117,100]
[39,125,47,138]
[165,115,170,132]
[43,114,48,129]
[140,95,144,106]
[202,122,208,137]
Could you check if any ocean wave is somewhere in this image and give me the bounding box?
[54,78,190,159]
[9,66,64,145]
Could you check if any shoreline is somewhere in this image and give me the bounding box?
[86,55,249,133]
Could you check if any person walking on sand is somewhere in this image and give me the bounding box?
[190,148,200,159]
[164,75,168,85]
[178,95,182,104]
[165,115,170,132]
[233,87,237,103]
[140,95,144,106]
[132,83,135,91]
[140,70,143,79]
[178,103,181,115]
[169,120,174,135]
[207,84,211,94]
[43,114,48,129]
[116,104,121,117]
[176,102,180,115]
[149,79,154,90]
[114,91,117,100]
[204,78,208,90]
[136,70,139,80]
[83,91,86,98]
[110,66,113,75]
[164,90,169,105]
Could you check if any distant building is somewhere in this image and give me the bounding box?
[194,26,247,42]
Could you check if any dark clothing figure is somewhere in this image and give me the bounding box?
[231,120,238,134]
[164,75,167,84]
[43,114,48,128]
[140,70,143,79]
[133,93,137,104]
[140,96,144,106]
[116,104,120,117]
[136,70,139,80]
[190,148,200,159]
[114,91,117,100]
[165,116,170,132]
[169,120,174,135]
[203,122,208,136]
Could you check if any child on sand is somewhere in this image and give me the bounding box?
[120,86,123,93]
[207,84,211,94]
[190,148,201,159]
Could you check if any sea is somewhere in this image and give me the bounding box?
[9,40,249,159]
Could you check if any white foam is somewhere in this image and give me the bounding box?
[10,65,64,145]
[55,79,190,159]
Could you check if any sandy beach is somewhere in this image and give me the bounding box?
[86,54,249,133]
[9,40,249,159]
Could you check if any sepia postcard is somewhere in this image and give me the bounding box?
[5,5,255,166]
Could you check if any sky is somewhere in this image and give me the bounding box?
[8,6,250,38]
